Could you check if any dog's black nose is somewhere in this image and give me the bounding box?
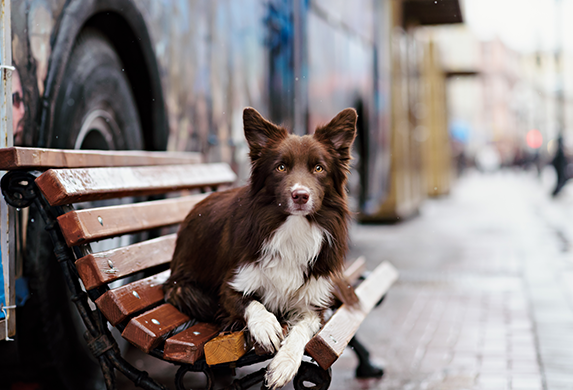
[292,189,310,204]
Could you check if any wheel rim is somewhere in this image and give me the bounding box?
[74,109,119,150]
[73,108,133,271]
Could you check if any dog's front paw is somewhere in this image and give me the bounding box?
[265,348,301,389]
[245,301,283,353]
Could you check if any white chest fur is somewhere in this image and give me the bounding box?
[230,215,333,314]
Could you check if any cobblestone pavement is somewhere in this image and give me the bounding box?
[331,169,573,390]
[118,169,573,389]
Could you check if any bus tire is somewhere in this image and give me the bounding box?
[16,28,144,390]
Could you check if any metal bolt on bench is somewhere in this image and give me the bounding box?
[0,147,398,390]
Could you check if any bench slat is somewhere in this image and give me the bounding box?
[343,256,366,285]
[122,303,189,353]
[163,323,221,364]
[76,234,176,290]
[0,147,202,169]
[58,194,207,246]
[305,261,398,370]
[95,270,170,326]
[204,331,251,366]
[35,164,236,206]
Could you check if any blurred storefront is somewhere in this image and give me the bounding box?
[367,0,462,221]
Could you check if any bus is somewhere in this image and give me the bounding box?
[0,0,461,387]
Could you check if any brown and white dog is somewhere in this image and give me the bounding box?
[164,107,357,388]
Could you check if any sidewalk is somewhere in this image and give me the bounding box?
[331,168,573,390]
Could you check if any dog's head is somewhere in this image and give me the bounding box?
[243,108,357,216]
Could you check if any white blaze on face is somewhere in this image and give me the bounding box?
[288,182,313,215]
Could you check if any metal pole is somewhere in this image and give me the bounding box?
[0,0,15,341]
[293,0,308,136]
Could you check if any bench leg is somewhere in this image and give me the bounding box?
[348,336,384,378]
[226,367,266,390]
[292,362,331,390]
[176,364,215,390]
[176,364,266,390]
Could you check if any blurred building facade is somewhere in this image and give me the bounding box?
[372,0,460,221]
[430,23,573,170]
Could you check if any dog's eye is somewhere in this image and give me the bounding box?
[277,164,286,172]
[314,165,324,173]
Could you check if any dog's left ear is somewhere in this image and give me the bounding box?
[313,108,357,164]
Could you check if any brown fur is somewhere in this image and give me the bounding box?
[164,107,358,328]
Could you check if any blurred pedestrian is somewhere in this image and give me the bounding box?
[533,150,543,178]
[551,136,568,196]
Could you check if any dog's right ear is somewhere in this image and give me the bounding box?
[243,108,287,160]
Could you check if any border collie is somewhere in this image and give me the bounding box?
[165,107,357,388]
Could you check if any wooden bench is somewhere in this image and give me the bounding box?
[0,147,398,390]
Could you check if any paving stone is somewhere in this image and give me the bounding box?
[477,374,510,389]
[509,359,541,375]
[511,377,543,390]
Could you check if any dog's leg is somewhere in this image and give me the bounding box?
[221,281,284,353]
[265,310,322,389]
[164,279,219,321]
[245,301,283,353]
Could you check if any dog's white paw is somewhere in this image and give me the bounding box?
[249,313,283,353]
[265,348,301,389]
[245,301,283,353]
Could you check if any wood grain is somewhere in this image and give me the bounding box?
[75,234,176,290]
[343,256,367,285]
[95,270,170,326]
[204,331,251,365]
[163,323,220,364]
[122,303,189,353]
[35,163,236,206]
[305,261,398,369]
[0,147,202,169]
[57,194,207,246]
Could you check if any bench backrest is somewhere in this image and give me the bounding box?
[1,147,236,354]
